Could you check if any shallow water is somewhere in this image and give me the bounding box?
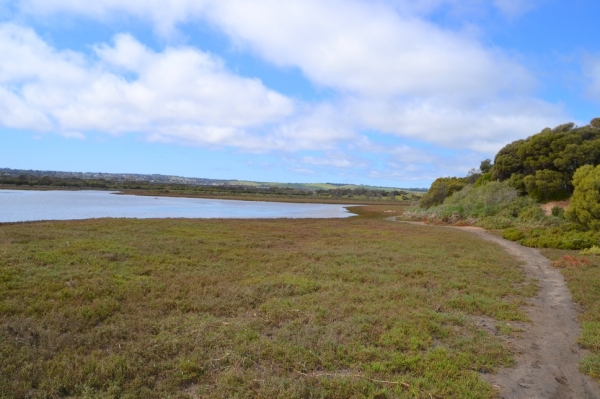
[0,190,355,222]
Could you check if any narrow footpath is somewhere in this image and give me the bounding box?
[396,220,600,399]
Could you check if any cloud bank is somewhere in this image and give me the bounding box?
[0,0,569,181]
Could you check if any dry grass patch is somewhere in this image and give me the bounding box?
[0,215,534,398]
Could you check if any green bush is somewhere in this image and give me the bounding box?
[520,230,598,250]
[502,228,525,241]
[517,205,546,222]
[580,246,600,255]
[566,165,600,231]
[551,206,565,218]
[442,181,522,218]
[409,182,537,226]
[523,169,570,202]
[419,177,468,209]
[474,172,492,187]
[476,216,515,230]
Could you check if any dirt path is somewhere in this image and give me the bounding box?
[394,220,600,398]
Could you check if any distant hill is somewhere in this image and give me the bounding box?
[0,168,427,193]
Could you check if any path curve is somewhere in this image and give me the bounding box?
[394,220,600,399]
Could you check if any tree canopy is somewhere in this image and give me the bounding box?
[566,165,600,231]
[419,177,468,208]
[490,119,600,201]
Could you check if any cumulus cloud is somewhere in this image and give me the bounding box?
[341,96,565,153]
[0,24,305,149]
[1,0,567,182]
[17,0,534,98]
[208,0,537,99]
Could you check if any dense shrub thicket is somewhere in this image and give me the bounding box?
[412,118,600,250]
[408,182,541,227]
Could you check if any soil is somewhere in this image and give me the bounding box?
[394,220,600,398]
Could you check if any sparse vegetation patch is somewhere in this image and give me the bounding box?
[0,215,536,398]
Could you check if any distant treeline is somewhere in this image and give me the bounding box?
[0,174,420,201]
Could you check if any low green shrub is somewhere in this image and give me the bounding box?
[581,246,600,255]
[476,216,515,229]
[551,206,565,218]
[502,228,525,241]
[518,205,546,222]
[497,196,536,218]
[520,230,598,250]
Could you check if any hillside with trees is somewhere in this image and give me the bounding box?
[409,118,600,250]
[490,118,600,201]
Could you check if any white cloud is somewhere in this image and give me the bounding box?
[1,0,567,183]
[492,0,540,18]
[0,24,303,149]
[207,0,535,99]
[341,96,566,153]
[17,0,534,98]
[584,55,600,101]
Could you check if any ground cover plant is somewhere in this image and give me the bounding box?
[0,212,536,398]
[539,248,600,381]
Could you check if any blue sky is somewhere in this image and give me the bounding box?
[0,0,599,187]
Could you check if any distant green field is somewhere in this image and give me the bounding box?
[227,180,425,193]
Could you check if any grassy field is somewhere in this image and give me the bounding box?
[0,206,536,398]
[539,248,600,380]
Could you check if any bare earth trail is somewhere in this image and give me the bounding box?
[393,220,600,398]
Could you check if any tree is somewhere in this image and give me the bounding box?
[566,165,600,231]
[419,177,468,208]
[491,140,524,180]
[466,168,482,184]
[523,169,568,201]
[489,120,600,196]
[480,159,492,174]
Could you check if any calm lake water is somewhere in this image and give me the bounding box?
[0,190,355,223]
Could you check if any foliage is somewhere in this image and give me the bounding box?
[474,172,492,187]
[523,170,569,202]
[490,118,600,199]
[419,177,468,209]
[551,206,565,218]
[414,181,534,222]
[502,228,525,241]
[566,165,600,231]
[517,205,546,222]
[0,217,537,398]
[480,159,493,174]
[580,246,600,255]
[517,228,599,250]
[475,216,515,230]
[442,182,521,217]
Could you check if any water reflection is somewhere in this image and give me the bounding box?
[0,190,355,223]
